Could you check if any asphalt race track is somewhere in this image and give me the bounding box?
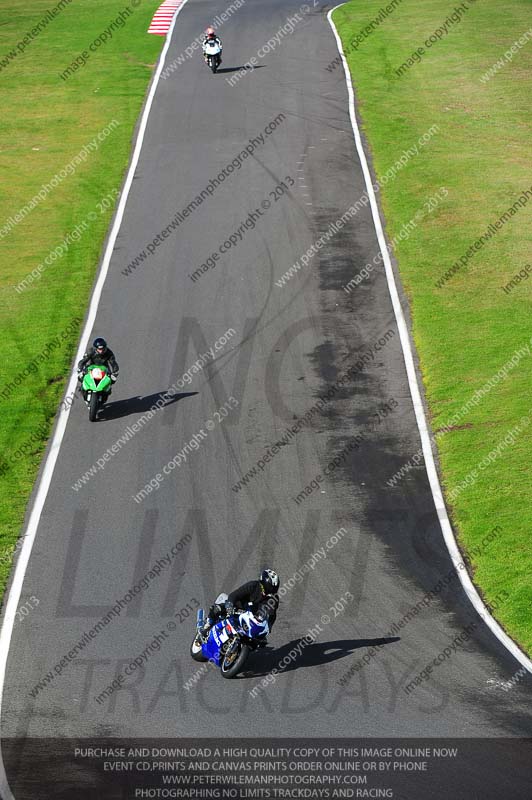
[1,0,531,797]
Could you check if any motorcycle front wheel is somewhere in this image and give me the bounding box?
[88,392,99,422]
[221,640,249,678]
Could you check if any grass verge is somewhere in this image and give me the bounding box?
[333,0,532,653]
[0,0,163,595]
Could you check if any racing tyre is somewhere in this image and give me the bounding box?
[221,640,249,678]
[88,392,99,422]
[190,634,207,662]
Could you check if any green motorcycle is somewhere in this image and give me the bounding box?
[81,364,112,421]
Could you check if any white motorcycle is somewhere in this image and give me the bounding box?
[203,40,222,74]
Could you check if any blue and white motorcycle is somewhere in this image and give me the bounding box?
[190,594,269,678]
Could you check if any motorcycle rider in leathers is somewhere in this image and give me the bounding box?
[77,337,119,398]
[201,568,280,638]
[202,27,222,66]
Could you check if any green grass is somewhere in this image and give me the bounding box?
[333,0,532,652]
[0,1,163,593]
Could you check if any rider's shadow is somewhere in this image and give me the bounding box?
[100,391,196,421]
[215,65,267,74]
[245,637,399,676]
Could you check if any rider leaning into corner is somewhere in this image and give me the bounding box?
[202,27,223,64]
[202,568,280,639]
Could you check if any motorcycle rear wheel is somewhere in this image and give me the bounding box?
[221,641,249,678]
[190,634,208,662]
[88,392,99,422]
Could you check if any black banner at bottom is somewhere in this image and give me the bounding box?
[2,738,531,800]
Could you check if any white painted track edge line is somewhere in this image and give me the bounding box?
[327,3,532,676]
[0,2,190,797]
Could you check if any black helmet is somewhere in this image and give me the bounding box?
[260,568,279,594]
[93,337,107,352]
